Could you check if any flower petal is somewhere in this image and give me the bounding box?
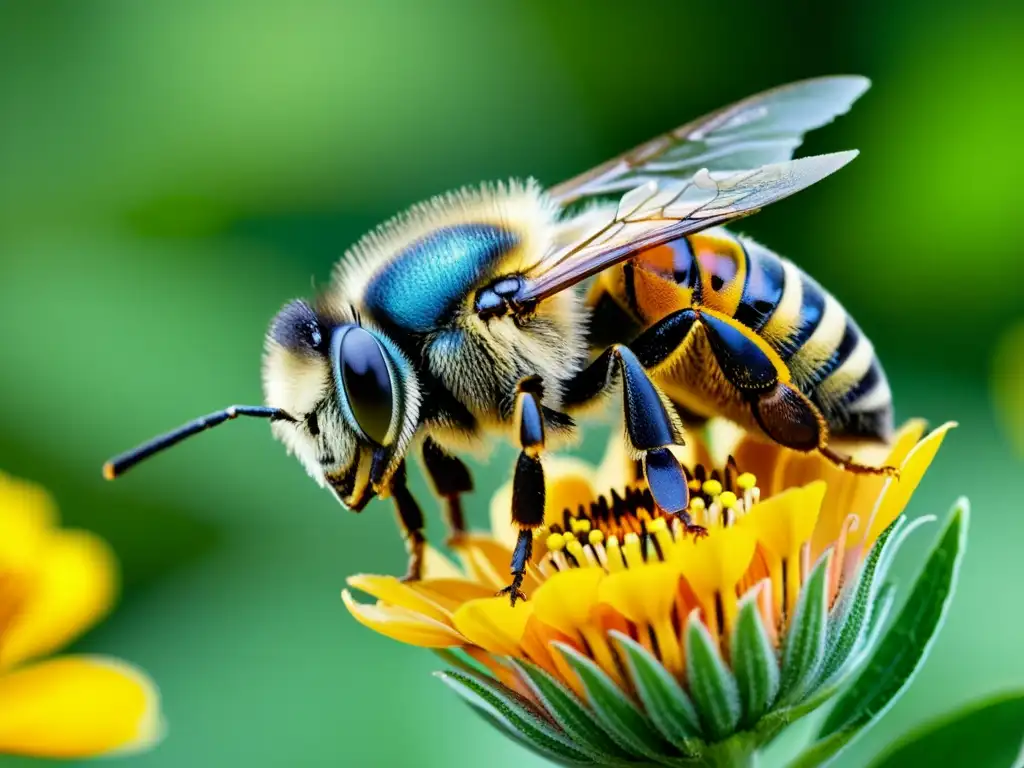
[0,472,56,570]
[421,545,465,580]
[743,482,826,562]
[341,589,462,647]
[1,530,117,670]
[599,562,685,675]
[676,525,756,639]
[862,422,956,548]
[453,597,532,657]
[346,575,452,624]
[0,655,162,758]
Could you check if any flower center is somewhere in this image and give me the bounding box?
[538,465,761,574]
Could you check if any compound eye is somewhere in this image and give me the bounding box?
[333,326,395,445]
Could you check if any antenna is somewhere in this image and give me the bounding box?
[103,405,296,480]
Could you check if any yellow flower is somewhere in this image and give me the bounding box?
[343,419,955,764]
[0,471,163,758]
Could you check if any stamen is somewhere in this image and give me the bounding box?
[623,532,643,568]
[605,535,626,572]
[702,479,723,497]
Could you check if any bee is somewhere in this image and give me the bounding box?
[105,76,892,604]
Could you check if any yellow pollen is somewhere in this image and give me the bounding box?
[689,497,706,511]
[588,529,604,545]
[572,518,592,534]
[566,539,586,561]
[563,531,576,542]
[719,491,738,509]
[546,533,566,551]
[688,479,702,492]
[737,472,757,490]
[702,479,723,496]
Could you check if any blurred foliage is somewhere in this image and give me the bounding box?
[0,1,1022,766]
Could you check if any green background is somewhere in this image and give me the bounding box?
[1,1,1022,765]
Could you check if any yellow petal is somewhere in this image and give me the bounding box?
[1,530,117,670]
[453,597,532,657]
[341,589,462,647]
[0,472,56,570]
[408,579,495,614]
[531,567,622,685]
[743,482,826,560]
[676,525,756,639]
[676,525,757,603]
[862,422,956,548]
[346,575,452,624]
[598,562,685,675]
[0,655,162,758]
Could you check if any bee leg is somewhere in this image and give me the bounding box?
[499,377,548,606]
[390,461,427,582]
[563,345,699,534]
[421,437,474,545]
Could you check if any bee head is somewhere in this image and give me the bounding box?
[262,299,420,509]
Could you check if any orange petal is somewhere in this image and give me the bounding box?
[0,655,162,758]
[341,589,462,647]
[1,530,117,670]
[732,436,786,497]
[452,598,532,657]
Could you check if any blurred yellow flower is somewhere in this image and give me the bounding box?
[343,419,953,764]
[0,471,163,758]
[993,321,1024,457]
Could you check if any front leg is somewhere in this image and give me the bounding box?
[389,461,427,582]
[563,344,705,535]
[500,377,549,606]
[421,437,474,545]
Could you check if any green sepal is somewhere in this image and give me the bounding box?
[464,701,592,767]
[790,498,969,767]
[685,614,741,741]
[867,689,1024,768]
[819,514,933,687]
[731,589,780,726]
[778,551,831,704]
[506,658,634,763]
[435,670,594,765]
[552,642,677,763]
[609,630,703,754]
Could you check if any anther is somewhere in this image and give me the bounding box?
[737,472,757,491]
[702,479,723,496]
[719,491,738,509]
[546,532,566,551]
[588,529,604,545]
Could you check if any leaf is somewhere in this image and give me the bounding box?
[552,642,676,762]
[508,658,634,763]
[609,630,703,753]
[685,614,741,741]
[779,551,831,704]
[436,670,593,764]
[731,591,780,726]
[789,498,969,768]
[464,701,590,767]
[867,690,1024,768]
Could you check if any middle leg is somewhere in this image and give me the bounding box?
[562,343,705,536]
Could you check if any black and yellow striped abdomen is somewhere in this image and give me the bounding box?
[588,228,893,443]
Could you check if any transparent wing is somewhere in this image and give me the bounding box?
[549,76,869,206]
[520,152,856,303]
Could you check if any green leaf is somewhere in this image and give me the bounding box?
[436,670,593,764]
[685,614,741,741]
[790,498,969,768]
[779,551,831,704]
[464,701,591,767]
[609,630,703,753]
[867,690,1024,768]
[552,642,676,762]
[731,590,780,726]
[508,658,634,763]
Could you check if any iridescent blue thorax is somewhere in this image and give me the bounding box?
[363,224,519,333]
